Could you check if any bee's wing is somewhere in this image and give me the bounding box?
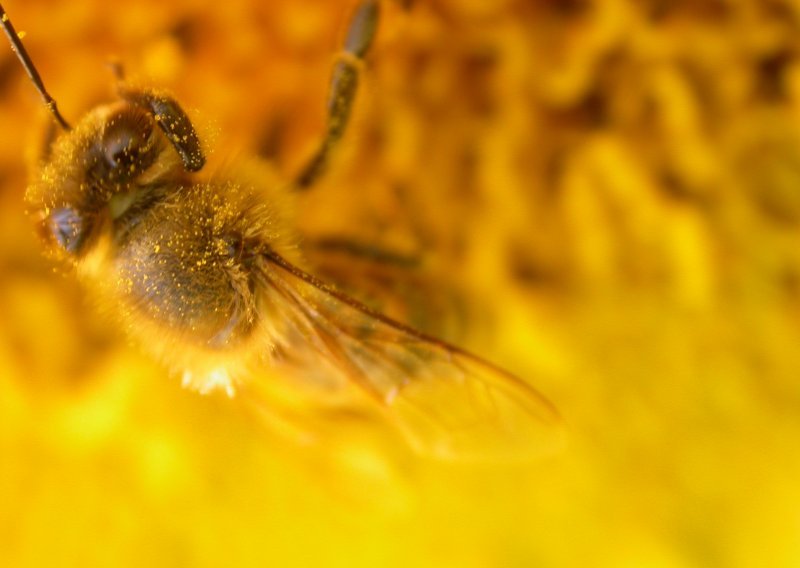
[255,252,564,461]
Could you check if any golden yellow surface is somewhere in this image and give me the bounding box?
[1,0,800,566]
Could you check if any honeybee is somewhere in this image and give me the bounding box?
[1,1,562,460]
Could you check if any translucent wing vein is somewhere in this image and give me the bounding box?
[256,251,564,460]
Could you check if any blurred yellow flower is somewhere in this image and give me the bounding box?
[1,0,799,566]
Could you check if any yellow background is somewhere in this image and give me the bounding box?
[1,0,799,566]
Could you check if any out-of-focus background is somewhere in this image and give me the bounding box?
[1,0,800,566]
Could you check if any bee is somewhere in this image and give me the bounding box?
[1,1,562,460]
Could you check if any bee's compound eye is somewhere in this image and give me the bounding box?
[104,136,134,167]
[102,109,154,169]
[48,207,88,254]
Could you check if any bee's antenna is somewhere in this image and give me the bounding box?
[0,3,71,130]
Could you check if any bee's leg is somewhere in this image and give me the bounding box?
[295,0,382,190]
[108,63,206,172]
[304,236,421,269]
[119,87,206,172]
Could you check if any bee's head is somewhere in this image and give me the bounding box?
[28,91,206,258]
[1,4,205,258]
